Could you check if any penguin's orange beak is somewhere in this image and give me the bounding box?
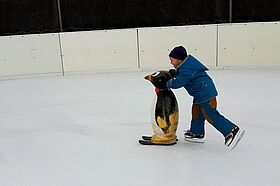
[144,75,152,81]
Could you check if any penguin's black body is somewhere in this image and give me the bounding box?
[155,89,177,134]
[139,70,179,145]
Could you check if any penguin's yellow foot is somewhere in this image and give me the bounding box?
[151,135,177,145]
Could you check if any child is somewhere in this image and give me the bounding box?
[165,46,245,149]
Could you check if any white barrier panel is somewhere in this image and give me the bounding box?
[1,22,279,79]
[138,25,217,70]
[60,29,138,73]
[218,22,280,67]
[0,34,63,77]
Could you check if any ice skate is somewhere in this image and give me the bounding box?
[225,126,245,150]
[184,129,205,143]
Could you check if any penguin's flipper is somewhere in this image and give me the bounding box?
[138,140,176,146]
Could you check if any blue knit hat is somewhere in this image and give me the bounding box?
[169,46,187,60]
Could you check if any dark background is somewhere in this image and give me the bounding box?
[0,0,279,36]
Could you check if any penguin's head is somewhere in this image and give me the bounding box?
[144,70,172,89]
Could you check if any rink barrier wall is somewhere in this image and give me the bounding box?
[59,29,139,74]
[218,22,280,67]
[0,33,63,77]
[138,25,217,70]
[0,22,279,78]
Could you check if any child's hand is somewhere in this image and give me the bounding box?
[169,69,177,77]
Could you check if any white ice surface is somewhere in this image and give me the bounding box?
[0,69,279,186]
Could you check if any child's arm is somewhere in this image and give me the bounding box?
[166,70,195,89]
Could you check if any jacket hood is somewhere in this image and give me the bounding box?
[180,55,208,72]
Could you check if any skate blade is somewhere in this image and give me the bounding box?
[142,136,152,141]
[184,137,205,143]
[142,136,178,141]
[138,140,176,146]
[229,129,245,150]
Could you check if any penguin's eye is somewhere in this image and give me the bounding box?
[152,72,160,77]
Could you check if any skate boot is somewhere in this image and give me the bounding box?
[225,126,245,150]
[184,129,205,143]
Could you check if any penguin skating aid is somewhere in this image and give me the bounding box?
[139,71,179,146]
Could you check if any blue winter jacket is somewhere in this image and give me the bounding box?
[166,55,218,104]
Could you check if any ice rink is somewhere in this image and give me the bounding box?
[0,69,279,186]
